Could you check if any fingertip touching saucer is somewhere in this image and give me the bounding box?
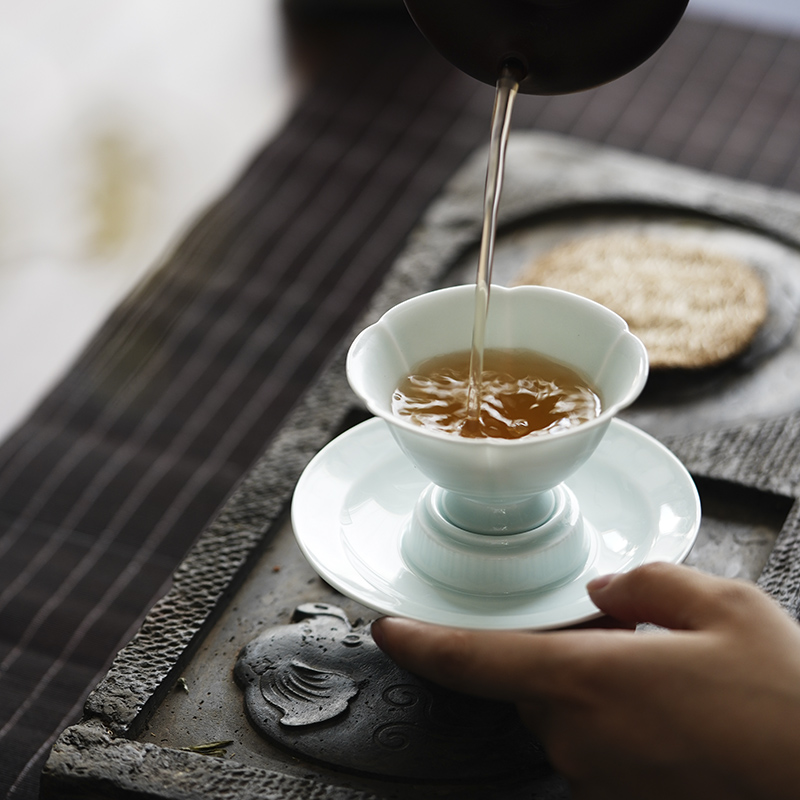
[292,417,700,630]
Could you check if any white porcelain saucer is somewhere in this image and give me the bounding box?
[292,417,700,630]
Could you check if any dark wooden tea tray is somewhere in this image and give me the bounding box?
[41,133,800,799]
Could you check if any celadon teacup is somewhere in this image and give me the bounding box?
[346,284,648,594]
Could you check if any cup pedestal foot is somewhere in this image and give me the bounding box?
[401,484,589,596]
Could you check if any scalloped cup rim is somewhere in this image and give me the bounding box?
[347,284,649,447]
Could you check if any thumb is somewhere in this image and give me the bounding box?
[587,562,733,630]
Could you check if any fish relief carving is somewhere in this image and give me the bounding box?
[260,659,358,726]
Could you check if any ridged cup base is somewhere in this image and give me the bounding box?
[401,484,589,596]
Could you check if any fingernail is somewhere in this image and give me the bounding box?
[370,618,387,650]
[586,573,615,592]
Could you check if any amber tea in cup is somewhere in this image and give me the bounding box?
[392,348,602,440]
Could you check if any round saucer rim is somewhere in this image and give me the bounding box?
[292,417,700,630]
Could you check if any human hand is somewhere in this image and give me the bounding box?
[371,562,800,799]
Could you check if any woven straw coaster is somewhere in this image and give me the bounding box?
[513,232,768,369]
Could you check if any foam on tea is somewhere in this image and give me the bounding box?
[392,348,601,440]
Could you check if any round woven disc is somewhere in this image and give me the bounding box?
[513,232,768,369]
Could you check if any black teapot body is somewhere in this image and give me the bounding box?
[403,0,689,94]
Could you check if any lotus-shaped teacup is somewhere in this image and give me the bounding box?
[347,285,648,594]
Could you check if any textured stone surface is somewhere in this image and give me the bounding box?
[42,720,384,800]
[43,133,800,797]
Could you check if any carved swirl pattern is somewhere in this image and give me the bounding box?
[382,684,425,709]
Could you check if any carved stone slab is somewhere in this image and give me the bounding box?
[234,603,544,779]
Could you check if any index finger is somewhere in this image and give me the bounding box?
[371,616,623,702]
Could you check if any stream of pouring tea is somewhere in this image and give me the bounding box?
[465,69,520,428]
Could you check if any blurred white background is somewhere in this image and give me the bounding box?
[0,0,296,440]
[690,0,800,30]
[0,0,798,442]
